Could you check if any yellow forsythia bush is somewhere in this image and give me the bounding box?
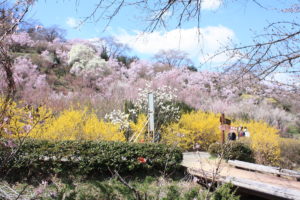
[129,114,147,142]
[30,107,125,141]
[233,120,280,165]
[31,108,85,140]
[162,110,220,150]
[83,113,125,141]
[249,121,280,165]
[163,109,281,165]
[0,98,52,138]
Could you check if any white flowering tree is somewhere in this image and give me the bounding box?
[132,85,180,131]
[104,109,132,141]
[68,44,108,76]
[105,85,180,141]
[104,109,130,130]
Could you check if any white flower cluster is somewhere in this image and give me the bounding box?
[105,85,180,132]
[132,85,180,128]
[105,109,130,130]
[41,50,55,64]
[68,44,108,77]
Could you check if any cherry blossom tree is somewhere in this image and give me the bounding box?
[153,49,193,68]
[77,0,300,93]
[0,0,34,127]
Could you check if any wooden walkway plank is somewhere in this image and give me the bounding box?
[228,160,300,179]
[188,168,300,200]
[183,152,300,200]
[223,176,300,200]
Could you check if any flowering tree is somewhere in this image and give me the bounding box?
[124,60,155,82]
[68,44,96,66]
[0,0,35,130]
[153,49,193,68]
[9,32,34,52]
[129,85,180,132]
[75,0,300,95]
[68,44,108,77]
[105,109,130,130]
[13,57,48,89]
[103,84,180,141]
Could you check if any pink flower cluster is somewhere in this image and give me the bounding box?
[10,32,34,47]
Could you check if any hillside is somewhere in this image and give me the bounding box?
[1,30,299,137]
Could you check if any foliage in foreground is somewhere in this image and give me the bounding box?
[212,183,239,200]
[0,177,240,200]
[1,139,182,181]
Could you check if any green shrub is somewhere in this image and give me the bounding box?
[165,185,181,200]
[208,143,221,157]
[227,142,254,162]
[208,142,254,162]
[212,183,240,200]
[183,187,201,200]
[1,139,182,180]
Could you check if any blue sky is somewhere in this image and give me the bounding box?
[28,0,298,67]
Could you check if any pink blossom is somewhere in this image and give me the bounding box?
[10,32,34,47]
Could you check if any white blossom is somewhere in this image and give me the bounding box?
[130,84,180,129]
[105,109,130,130]
[68,44,108,77]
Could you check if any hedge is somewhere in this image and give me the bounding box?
[0,139,183,180]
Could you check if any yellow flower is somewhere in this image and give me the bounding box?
[32,107,125,141]
[162,110,220,150]
[232,120,280,165]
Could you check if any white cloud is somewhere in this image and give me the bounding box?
[66,17,80,28]
[115,26,235,64]
[201,0,222,10]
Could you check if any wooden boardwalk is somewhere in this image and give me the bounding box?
[182,152,300,200]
